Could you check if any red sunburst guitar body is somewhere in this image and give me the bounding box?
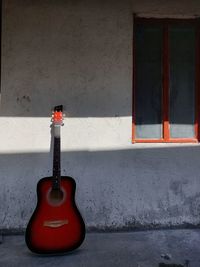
[25,106,85,254]
[25,176,85,254]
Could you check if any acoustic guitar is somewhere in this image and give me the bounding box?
[25,105,85,254]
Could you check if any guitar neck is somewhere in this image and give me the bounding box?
[52,125,61,189]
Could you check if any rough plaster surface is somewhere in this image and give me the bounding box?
[133,0,200,18]
[0,0,200,231]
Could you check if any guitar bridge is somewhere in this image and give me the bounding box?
[43,219,68,228]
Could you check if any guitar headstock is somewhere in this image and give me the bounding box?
[51,105,64,126]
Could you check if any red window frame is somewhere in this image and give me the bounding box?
[132,17,200,143]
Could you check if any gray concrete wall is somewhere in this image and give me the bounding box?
[0,0,200,231]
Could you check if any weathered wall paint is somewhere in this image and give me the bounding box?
[0,0,200,231]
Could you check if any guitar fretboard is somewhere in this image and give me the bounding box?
[52,128,61,189]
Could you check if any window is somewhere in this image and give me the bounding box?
[132,18,200,143]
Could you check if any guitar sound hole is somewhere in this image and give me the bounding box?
[49,189,64,205]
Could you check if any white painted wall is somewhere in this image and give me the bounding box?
[0,0,200,231]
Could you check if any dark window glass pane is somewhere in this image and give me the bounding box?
[169,26,195,138]
[135,25,163,139]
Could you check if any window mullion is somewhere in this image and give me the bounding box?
[163,24,170,141]
[195,24,200,141]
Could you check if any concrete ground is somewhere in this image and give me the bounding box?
[0,229,199,267]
